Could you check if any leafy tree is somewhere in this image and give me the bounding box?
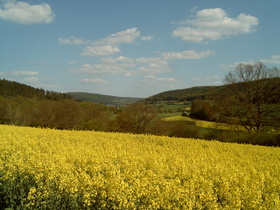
[51,99,83,129]
[79,102,113,131]
[215,61,280,132]
[190,99,219,121]
[116,102,157,134]
[0,97,8,124]
[33,99,83,129]
[32,100,57,128]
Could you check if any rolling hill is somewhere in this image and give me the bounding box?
[0,79,72,100]
[145,86,216,102]
[67,92,143,106]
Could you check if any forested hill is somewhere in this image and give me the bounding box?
[67,92,143,106]
[146,86,215,102]
[0,79,72,100]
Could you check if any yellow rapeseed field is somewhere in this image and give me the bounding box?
[162,116,247,131]
[0,125,279,209]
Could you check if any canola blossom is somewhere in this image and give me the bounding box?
[0,125,279,209]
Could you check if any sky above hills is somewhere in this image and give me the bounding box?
[1,0,280,97]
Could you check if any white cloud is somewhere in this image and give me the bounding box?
[82,45,121,57]
[59,36,88,45]
[220,61,255,70]
[23,76,51,84]
[115,56,134,63]
[137,57,171,74]
[125,72,133,77]
[162,50,215,60]
[140,35,153,41]
[0,0,55,24]
[100,56,134,64]
[63,28,152,59]
[12,71,38,76]
[221,56,280,71]
[23,77,40,82]
[145,75,176,82]
[261,55,280,65]
[81,78,106,83]
[143,75,176,90]
[77,62,135,75]
[173,8,258,43]
[93,28,141,46]
[77,55,171,77]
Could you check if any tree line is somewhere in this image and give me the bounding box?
[0,79,157,133]
[1,61,279,146]
[0,93,157,133]
[146,86,213,102]
[0,79,72,100]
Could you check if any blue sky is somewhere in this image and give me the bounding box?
[1,0,280,97]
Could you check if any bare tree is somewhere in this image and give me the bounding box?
[218,61,280,132]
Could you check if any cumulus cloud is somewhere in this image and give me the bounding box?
[220,61,256,70]
[59,36,88,45]
[221,56,280,72]
[173,8,259,42]
[63,28,152,58]
[145,75,176,82]
[76,55,173,77]
[143,75,176,90]
[93,28,141,46]
[162,50,215,60]
[12,71,38,76]
[82,45,121,57]
[0,0,55,24]
[140,35,153,41]
[261,55,280,65]
[23,77,40,82]
[100,56,134,64]
[78,62,135,75]
[84,28,151,57]
[136,57,171,74]
[115,56,134,63]
[133,50,214,75]
[81,78,106,83]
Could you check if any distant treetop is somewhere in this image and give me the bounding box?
[0,79,72,100]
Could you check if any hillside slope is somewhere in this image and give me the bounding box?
[0,79,72,100]
[146,86,215,102]
[147,77,280,103]
[68,92,143,106]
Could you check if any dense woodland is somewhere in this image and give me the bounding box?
[0,79,72,100]
[146,86,213,102]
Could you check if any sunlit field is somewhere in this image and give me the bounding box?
[1,125,279,209]
[162,116,247,131]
